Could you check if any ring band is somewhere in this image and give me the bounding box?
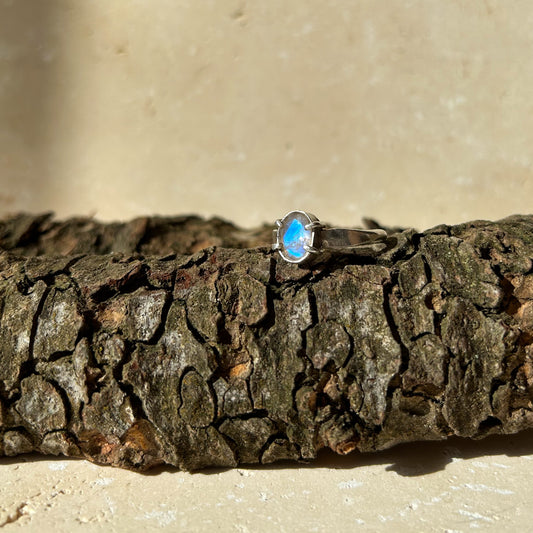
[272,210,388,265]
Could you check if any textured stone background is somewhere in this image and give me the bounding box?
[1,1,533,229]
[1,0,532,531]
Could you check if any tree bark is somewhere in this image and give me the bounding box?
[0,212,532,471]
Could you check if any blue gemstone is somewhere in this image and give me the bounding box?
[282,217,311,260]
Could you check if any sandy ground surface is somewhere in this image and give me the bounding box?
[2,431,533,532]
[1,2,532,531]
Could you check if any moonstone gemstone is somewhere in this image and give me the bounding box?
[280,213,312,261]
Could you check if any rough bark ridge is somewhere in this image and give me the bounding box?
[0,212,532,472]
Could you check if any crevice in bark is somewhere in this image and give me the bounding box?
[176,366,197,409]
[27,285,50,362]
[112,338,147,421]
[257,432,292,462]
[383,269,410,392]
[145,290,173,346]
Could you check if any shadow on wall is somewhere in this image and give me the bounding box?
[0,1,57,209]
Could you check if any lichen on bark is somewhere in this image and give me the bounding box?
[0,212,532,471]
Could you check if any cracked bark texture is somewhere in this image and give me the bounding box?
[0,212,532,472]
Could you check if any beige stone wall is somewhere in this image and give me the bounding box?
[1,1,532,229]
[1,2,533,531]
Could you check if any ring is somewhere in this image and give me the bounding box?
[272,210,389,265]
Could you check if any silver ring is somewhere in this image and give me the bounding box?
[272,210,388,265]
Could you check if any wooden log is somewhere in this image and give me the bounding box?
[0,212,532,471]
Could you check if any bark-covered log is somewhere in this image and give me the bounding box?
[0,212,532,471]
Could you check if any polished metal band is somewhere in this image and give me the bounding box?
[319,226,388,251]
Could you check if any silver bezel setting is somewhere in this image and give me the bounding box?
[273,210,322,264]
